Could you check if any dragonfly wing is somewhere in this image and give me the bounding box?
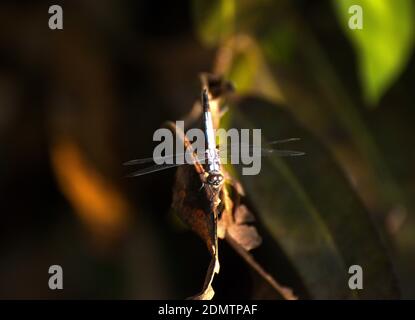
[125,139,302,165]
[123,147,211,166]
[242,146,305,157]
[124,154,184,166]
[123,157,160,165]
[218,145,304,160]
[263,149,305,157]
[124,151,194,166]
[268,138,300,144]
[126,162,187,177]
[125,152,211,177]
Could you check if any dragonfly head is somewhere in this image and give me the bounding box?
[206,172,224,189]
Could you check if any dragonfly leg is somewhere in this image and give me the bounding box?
[199,182,205,192]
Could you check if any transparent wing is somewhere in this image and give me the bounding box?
[252,149,305,157]
[125,154,210,177]
[124,155,175,166]
[126,162,187,177]
[124,137,303,172]
[268,138,301,144]
[124,152,207,167]
[219,138,304,158]
[219,147,305,159]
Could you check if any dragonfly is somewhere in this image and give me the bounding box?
[125,86,303,300]
[124,89,304,189]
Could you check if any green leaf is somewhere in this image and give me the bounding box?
[192,0,236,47]
[333,0,415,106]
[225,96,400,298]
[226,38,283,102]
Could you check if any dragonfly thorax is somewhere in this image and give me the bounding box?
[205,148,221,172]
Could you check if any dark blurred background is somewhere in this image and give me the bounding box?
[0,0,414,299]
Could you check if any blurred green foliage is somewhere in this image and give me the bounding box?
[333,0,414,106]
[193,0,235,46]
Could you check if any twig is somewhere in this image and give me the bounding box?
[225,233,298,300]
